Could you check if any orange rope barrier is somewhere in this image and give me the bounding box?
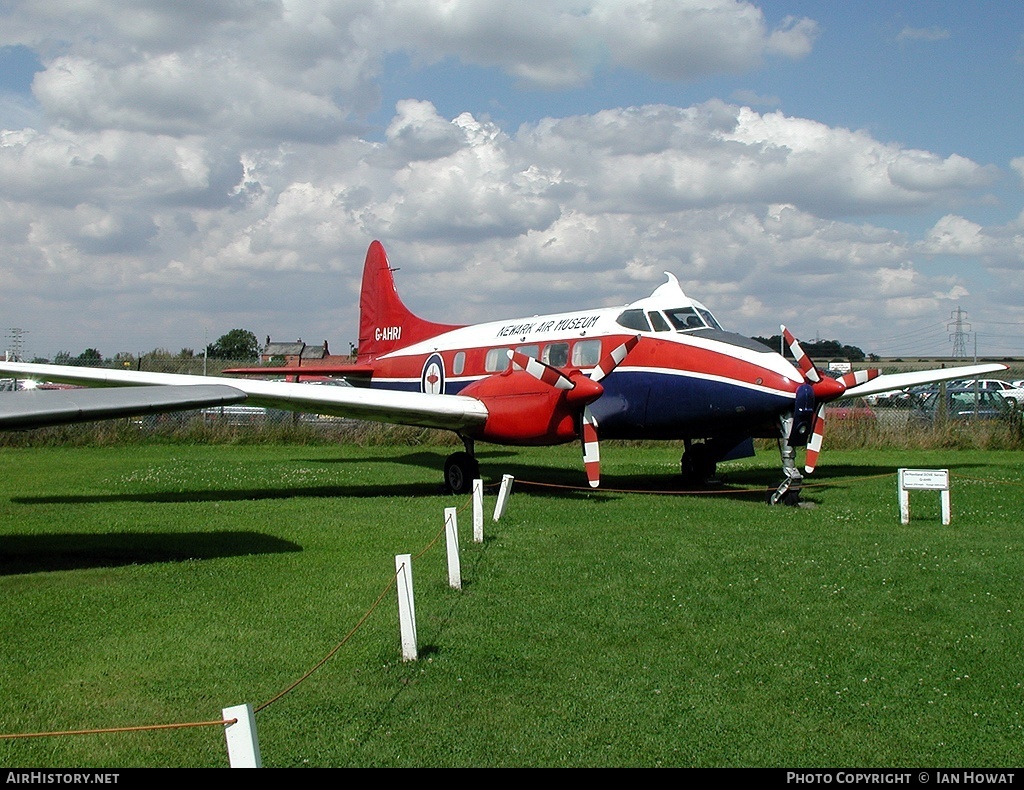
[0,718,234,741]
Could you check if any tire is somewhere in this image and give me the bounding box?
[680,446,717,486]
[444,451,479,495]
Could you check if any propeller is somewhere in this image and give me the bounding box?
[781,326,882,473]
[510,335,639,487]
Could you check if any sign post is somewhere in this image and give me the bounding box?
[898,468,951,525]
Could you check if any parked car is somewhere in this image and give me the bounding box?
[829,397,875,422]
[201,405,268,425]
[948,379,1024,406]
[908,386,1018,425]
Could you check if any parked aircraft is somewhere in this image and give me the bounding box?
[0,241,1007,504]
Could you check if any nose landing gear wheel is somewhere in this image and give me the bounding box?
[444,451,479,495]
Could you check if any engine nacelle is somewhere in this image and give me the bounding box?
[788,382,816,447]
[460,369,585,445]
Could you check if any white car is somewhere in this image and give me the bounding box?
[952,379,1024,406]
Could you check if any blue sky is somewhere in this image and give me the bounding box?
[1,1,1022,360]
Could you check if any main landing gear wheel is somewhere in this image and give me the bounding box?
[680,443,719,488]
[444,451,479,495]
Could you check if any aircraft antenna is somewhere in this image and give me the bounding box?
[946,307,971,358]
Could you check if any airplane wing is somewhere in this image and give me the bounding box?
[0,384,247,430]
[0,362,489,432]
[842,362,1009,399]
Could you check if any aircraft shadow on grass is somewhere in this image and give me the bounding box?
[0,531,301,576]
[10,480,445,506]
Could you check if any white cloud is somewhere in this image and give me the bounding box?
[1011,156,1024,184]
[921,214,986,256]
[0,2,1020,358]
[380,0,818,88]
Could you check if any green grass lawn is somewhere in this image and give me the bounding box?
[1,441,1022,767]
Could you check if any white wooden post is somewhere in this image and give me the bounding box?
[473,478,484,543]
[395,554,418,661]
[493,474,514,521]
[223,703,262,768]
[445,507,461,590]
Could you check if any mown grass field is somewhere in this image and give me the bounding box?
[1,439,1022,768]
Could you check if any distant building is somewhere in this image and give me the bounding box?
[260,338,352,369]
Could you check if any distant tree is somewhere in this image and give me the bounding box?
[751,335,866,362]
[54,351,71,365]
[206,329,259,361]
[178,348,195,359]
[75,348,103,365]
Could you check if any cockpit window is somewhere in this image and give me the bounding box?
[646,311,669,332]
[615,309,651,332]
[665,307,706,331]
[696,307,723,331]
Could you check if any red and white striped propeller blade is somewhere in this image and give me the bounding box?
[580,335,640,487]
[509,337,639,488]
[781,325,821,384]
[509,349,575,390]
[582,407,601,487]
[804,404,826,474]
[781,327,881,474]
[590,335,640,383]
[839,368,882,389]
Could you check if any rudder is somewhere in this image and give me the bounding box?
[356,241,464,363]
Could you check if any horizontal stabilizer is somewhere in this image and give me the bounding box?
[0,384,248,430]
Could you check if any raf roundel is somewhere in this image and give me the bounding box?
[420,353,446,395]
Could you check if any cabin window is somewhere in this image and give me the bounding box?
[615,309,650,332]
[452,351,466,376]
[665,307,706,331]
[543,342,570,368]
[485,347,510,372]
[515,344,540,359]
[648,311,672,332]
[572,339,602,367]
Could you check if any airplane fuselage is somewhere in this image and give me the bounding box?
[362,301,802,444]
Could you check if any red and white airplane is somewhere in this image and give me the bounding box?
[0,240,1007,504]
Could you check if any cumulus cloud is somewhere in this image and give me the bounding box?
[7,0,817,137]
[378,0,817,88]
[0,2,1019,358]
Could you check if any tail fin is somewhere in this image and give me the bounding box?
[356,241,464,363]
